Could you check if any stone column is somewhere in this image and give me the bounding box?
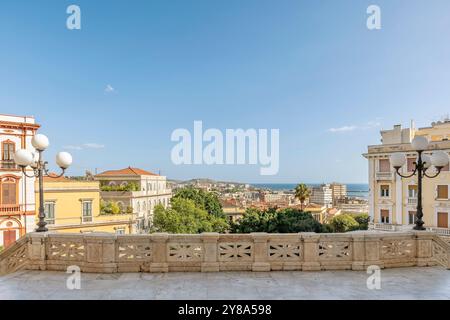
[251,233,270,272]
[85,234,116,273]
[351,233,366,270]
[201,232,219,272]
[414,231,435,267]
[301,233,320,271]
[150,233,169,273]
[27,232,47,271]
[364,234,383,269]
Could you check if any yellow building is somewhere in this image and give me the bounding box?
[35,175,134,234]
[364,120,450,233]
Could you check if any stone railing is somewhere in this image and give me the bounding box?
[1,231,449,276]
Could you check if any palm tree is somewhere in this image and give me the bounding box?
[294,183,311,211]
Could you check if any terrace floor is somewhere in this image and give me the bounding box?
[1,267,449,300]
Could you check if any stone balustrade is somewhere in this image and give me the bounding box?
[1,231,449,275]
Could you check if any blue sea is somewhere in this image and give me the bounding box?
[251,183,369,199]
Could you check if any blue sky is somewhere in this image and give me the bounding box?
[1,0,450,183]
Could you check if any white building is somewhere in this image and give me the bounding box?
[0,114,39,248]
[310,184,333,208]
[94,167,172,233]
[363,121,450,233]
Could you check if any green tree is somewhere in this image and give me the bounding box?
[100,201,121,215]
[294,183,311,210]
[173,187,224,217]
[330,214,359,233]
[231,207,330,233]
[153,198,229,234]
[110,202,121,214]
[353,213,370,230]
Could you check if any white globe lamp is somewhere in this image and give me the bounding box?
[411,136,429,151]
[390,153,406,168]
[431,150,449,168]
[56,152,72,169]
[13,149,33,167]
[31,134,49,151]
[421,154,432,169]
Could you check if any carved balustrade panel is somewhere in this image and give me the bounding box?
[218,242,253,262]
[381,240,415,259]
[433,241,448,267]
[167,243,203,262]
[318,241,352,260]
[117,242,152,261]
[47,240,85,261]
[268,242,302,261]
[5,244,28,272]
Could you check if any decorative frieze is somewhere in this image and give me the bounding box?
[0,231,449,275]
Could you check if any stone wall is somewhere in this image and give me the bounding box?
[1,231,449,275]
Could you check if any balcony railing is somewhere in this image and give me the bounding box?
[0,160,17,170]
[368,222,397,231]
[375,171,394,181]
[407,197,418,205]
[427,227,450,237]
[0,205,21,214]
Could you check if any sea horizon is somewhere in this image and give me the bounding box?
[250,183,369,199]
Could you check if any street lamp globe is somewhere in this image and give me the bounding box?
[390,153,406,168]
[56,152,72,169]
[411,136,429,151]
[421,154,432,169]
[13,149,33,167]
[31,134,50,151]
[431,150,449,168]
[29,152,39,169]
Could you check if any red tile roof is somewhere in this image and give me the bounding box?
[96,167,159,177]
[43,173,70,182]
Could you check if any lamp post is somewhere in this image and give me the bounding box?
[13,134,72,232]
[390,136,449,231]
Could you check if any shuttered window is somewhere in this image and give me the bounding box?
[437,185,449,200]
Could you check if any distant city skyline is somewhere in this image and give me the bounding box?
[2,1,450,183]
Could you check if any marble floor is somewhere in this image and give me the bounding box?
[0,267,449,300]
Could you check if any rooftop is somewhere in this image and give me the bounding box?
[95,167,159,177]
[1,267,449,300]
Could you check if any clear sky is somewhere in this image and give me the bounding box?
[1,0,450,183]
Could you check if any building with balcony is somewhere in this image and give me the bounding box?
[0,114,39,248]
[94,167,172,233]
[36,175,134,234]
[310,184,333,208]
[330,183,347,205]
[363,120,450,232]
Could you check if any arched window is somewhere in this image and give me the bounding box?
[2,140,16,169]
[117,201,124,213]
[137,202,140,212]
[1,177,18,205]
[143,201,146,211]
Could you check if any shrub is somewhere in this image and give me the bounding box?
[330,214,359,233]
[353,213,370,230]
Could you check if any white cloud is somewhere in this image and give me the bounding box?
[63,145,83,150]
[328,126,357,133]
[83,143,105,149]
[328,120,381,133]
[63,143,105,151]
[104,84,115,93]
